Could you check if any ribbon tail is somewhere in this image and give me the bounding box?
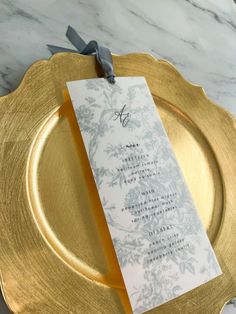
[66,25,87,52]
[47,45,78,55]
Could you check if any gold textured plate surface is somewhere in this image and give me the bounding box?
[0,53,236,314]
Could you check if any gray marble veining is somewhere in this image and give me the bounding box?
[0,0,235,116]
[0,1,235,313]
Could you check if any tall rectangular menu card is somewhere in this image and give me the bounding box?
[67,77,222,314]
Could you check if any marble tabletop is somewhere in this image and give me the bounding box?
[0,0,235,313]
[0,0,236,117]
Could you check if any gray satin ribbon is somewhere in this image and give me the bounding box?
[47,26,115,84]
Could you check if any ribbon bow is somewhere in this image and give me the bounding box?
[47,26,115,84]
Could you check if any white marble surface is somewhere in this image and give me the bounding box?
[0,0,236,313]
[0,0,236,117]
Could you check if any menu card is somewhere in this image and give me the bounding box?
[67,77,222,314]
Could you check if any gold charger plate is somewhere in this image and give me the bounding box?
[0,53,236,314]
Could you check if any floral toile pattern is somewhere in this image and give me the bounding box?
[67,77,222,314]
